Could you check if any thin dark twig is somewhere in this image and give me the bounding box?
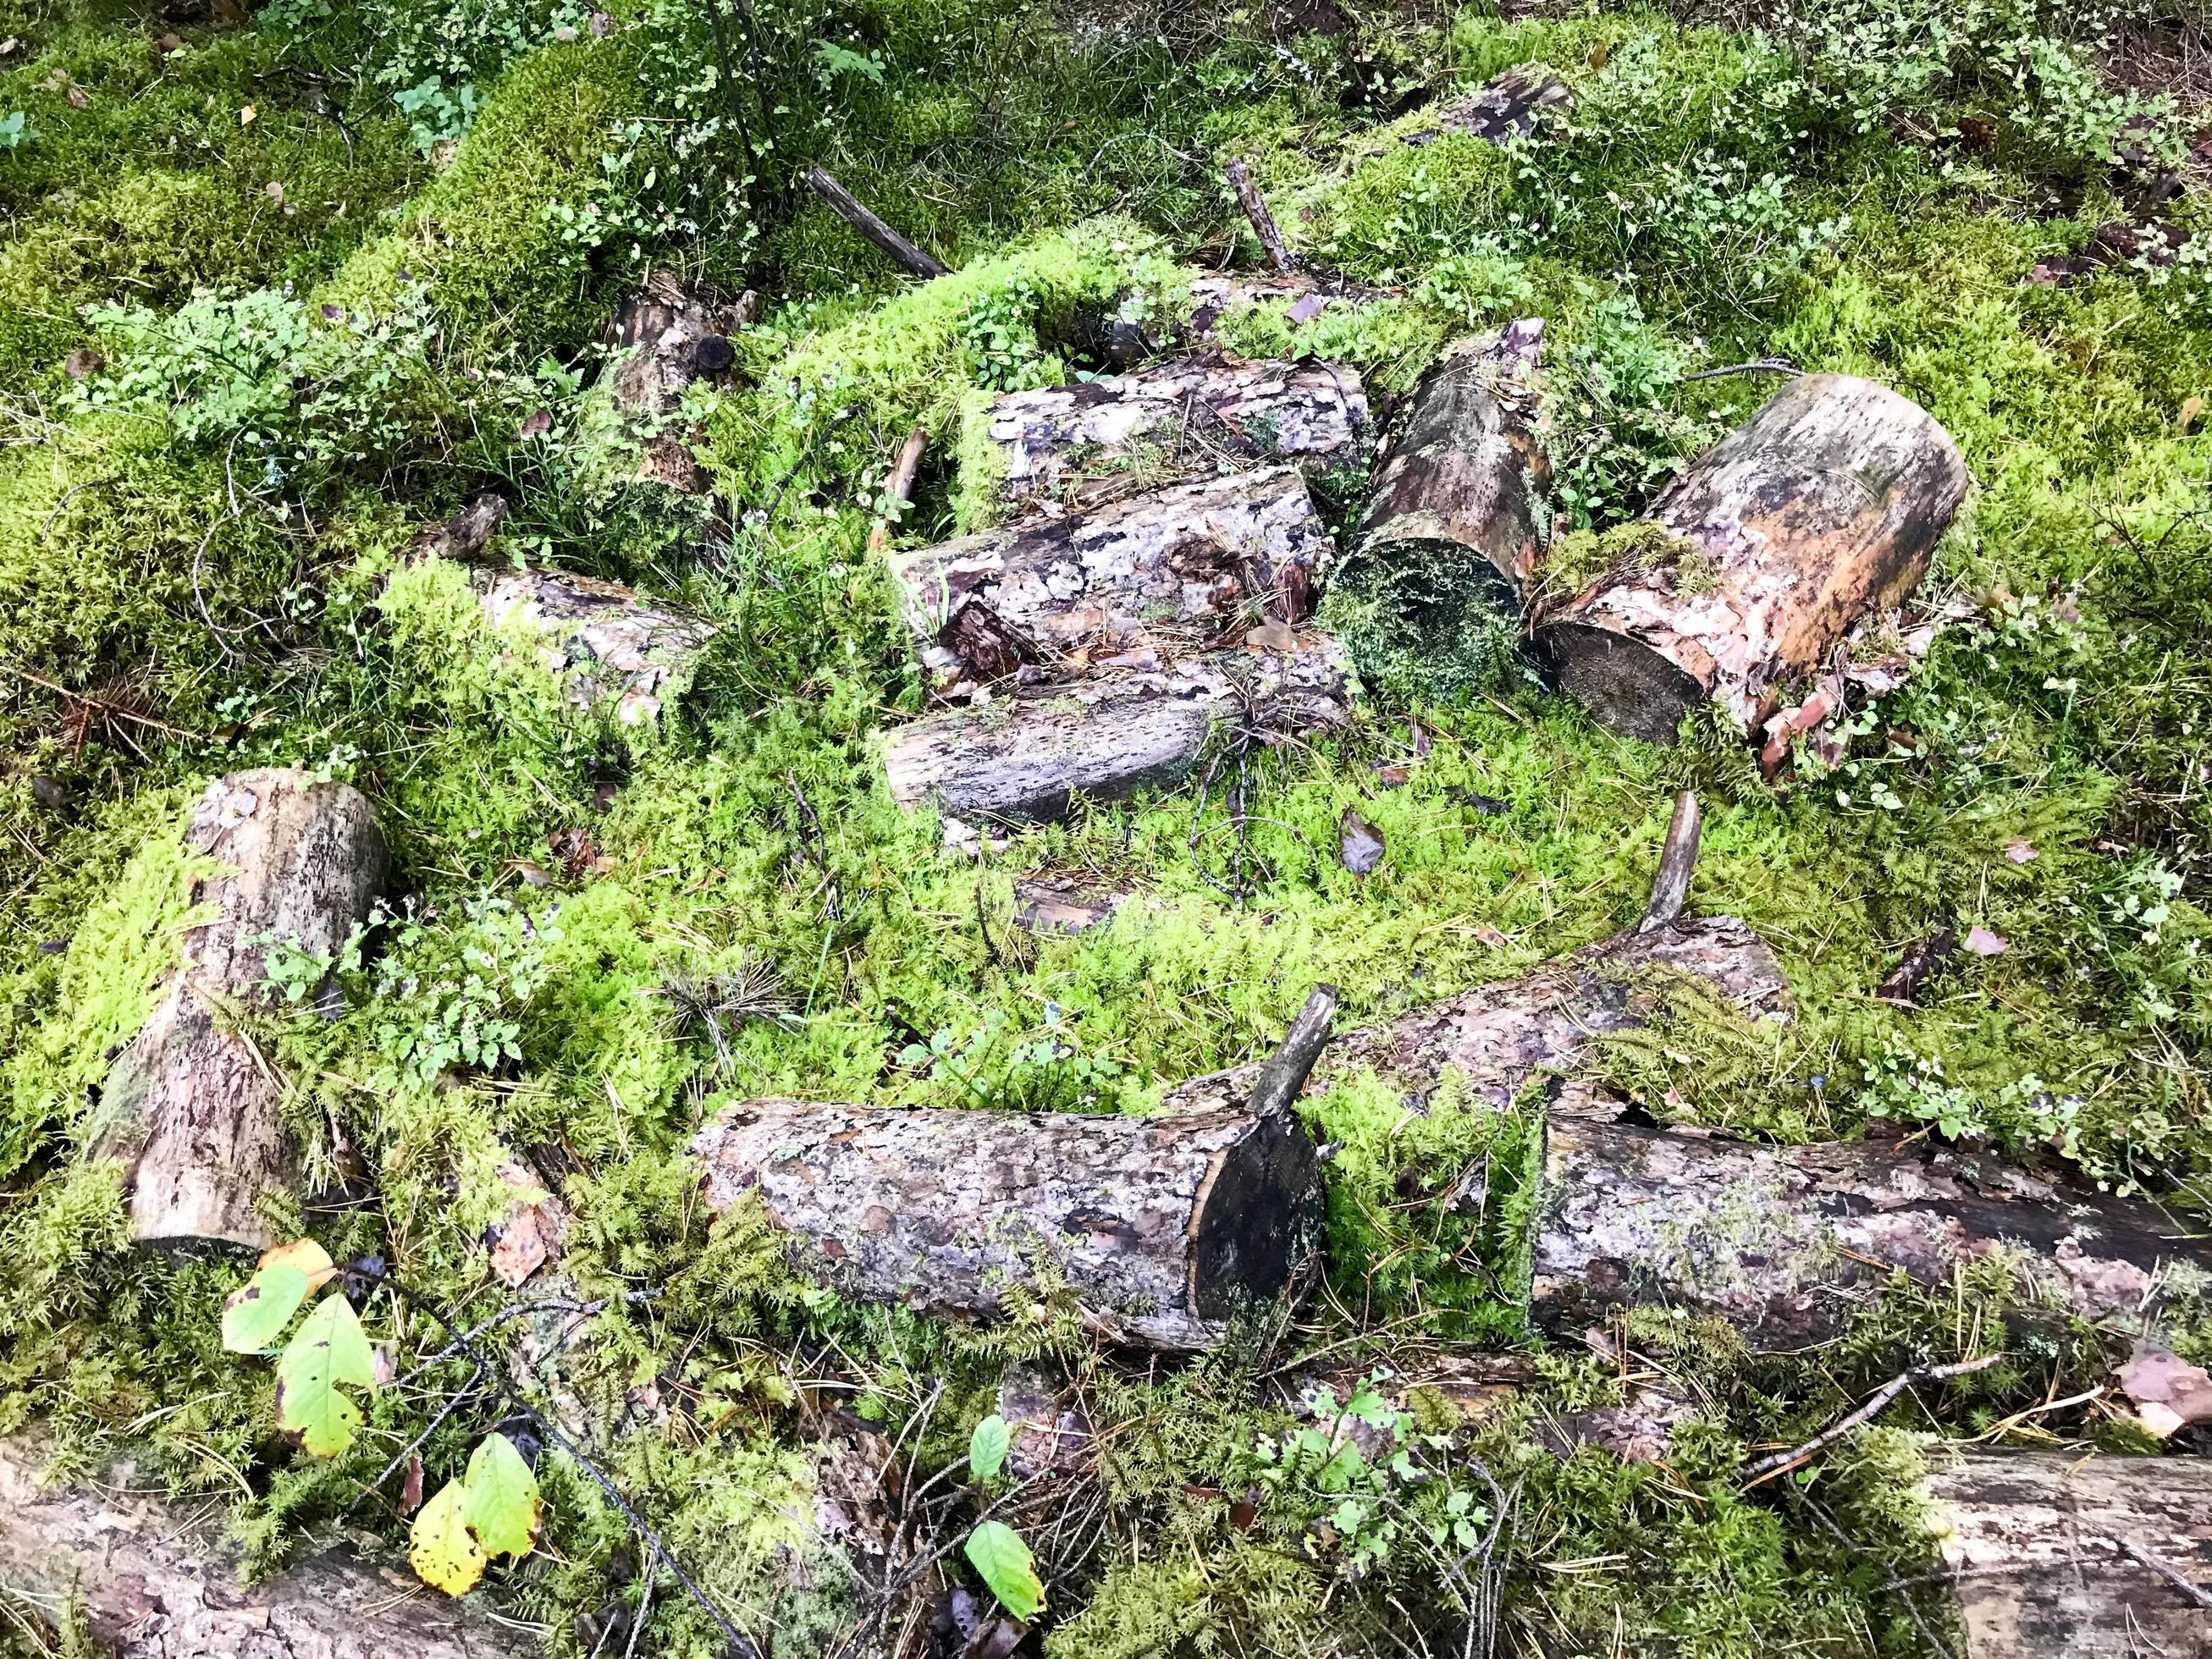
[40,474,122,538]
[399,1289,660,1383]
[1680,358,1802,382]
[1740,1354,2002,1487]
[362,1359,488,1499]
[1,664,204,741]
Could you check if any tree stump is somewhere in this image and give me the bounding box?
[0,1436,537,1659]
[476,567,717,725]
[1531,1119,2212,1347]
[690,1093,1324,1350]
[86,770,385,1250]
[1922,1446,2212,1657]
[974,356,1368,515]
[605,272,755,492]
[1529,373,1967,743]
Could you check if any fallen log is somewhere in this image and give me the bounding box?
[974,356,1369,515]
[1528,372,1968,744]
[880,626,1351,823]
[689,991,1338,1350]
[85,770,385,1252]
[1352,319,1547,612]
[1410,64,1573,145]
[1920,1446,2212,1658]
[0,1437,538,1659]
[1530,1119,2212,1348]
[895,465,1338,694]
[476,566,716,725]
[605,272,755,492]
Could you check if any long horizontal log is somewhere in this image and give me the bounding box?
[896,465,1338,693]
[85,770,386,1252]
[975,356,1369,515]
[1531,1119,2212,1348]
[1922,1447,2212,1657]
[0,1437,537,1659]
[476,566,716,725]
[1529,373,1967,744]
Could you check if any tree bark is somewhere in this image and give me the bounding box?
[1531,1119,2212,1348]
[974,356,1369,516]
[894,465,1338,695]
[86,770,385,1253]
[804,164,948,279]
[1224,158,1294,273]
[1920,1446,2212,1658]
[0,1437,538,1659]
[604,272,754,493]
[689,1094,1324,1351]
[1353,319,1547,615]
[1411,64,1573,145]
[879,627,1351,823]
[1528,372,1967,744]
[474,568,716,725]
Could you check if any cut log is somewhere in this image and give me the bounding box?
[1352,320,1547,611]
[689,1090,1324,1350]
[0,1436,538,1659]
[974,356,1369,515]
[85,770,385,1252]
[605,272,755,492]
[475,566,716,725]
[1920,1447,2212,1657]
[1529,372,1968,744]
[895,465,1338,694]
[1530,1119,2212,1348]
[880,626,1351,823]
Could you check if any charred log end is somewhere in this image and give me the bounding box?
[1188,1107,1324,1321]
[1527,620,1707,745]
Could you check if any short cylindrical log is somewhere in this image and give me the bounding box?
[895,465,1338,693]
[86,770,386,1252]
[1529,372,1967,743]
[0,1436,538,1659]
[1920,1446,2212,1658]
[690,1095,1325,1350]
[1531,1119,2212,1347]
[476,567,716,725]
[1353,319,1547,609]
[976,356,1368,515]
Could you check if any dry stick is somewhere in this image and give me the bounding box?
[1,664,203,741]
[1224,157,1293,274]
[866,427,929,555]
[1679,358,1804,383]
[1740,1354,2003,1489]
[1638,790,1702,933]
[2115,1535,2212,1609]
[1246,984,1340,1120]
[804,165,948,279]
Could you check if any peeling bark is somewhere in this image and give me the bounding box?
[474,567,716,725]
[86,771,385,1252]
[895,465,1338,693]
[1531,1120,2212,1348]
[976,356,1368,515]
[1354,320,1547,613]
[1922,1447,2212,1657]
[1410,64,1573,144]
[0,1436,536,1659]
[1529,373,1967,744]
[688,1094,1324,1351]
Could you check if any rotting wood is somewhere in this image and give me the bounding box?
[895,465,1339,695]
[1639,790,1701,933]
[605,272,756,492]
[1013,875,1127,934]
[867,426,930,554]
[690,1086,1325,1352]
[404,491,507,561]
[85,769,385,1252]
[1407,64,1573,146]
[879,626,1352,824]
[1920,1446,2212,1658]
[1529,372,1968,746]
[975,355,1369,515]
[1530,1118,2212,1348]
[1225,157,1293,273]
[475,566,716,725]
[805,163,948,279]
[1352,319,1547,609]
[0,1437,540,1659]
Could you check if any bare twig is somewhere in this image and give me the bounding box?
[1224,157,1293,273]
[1245,984,1339,1120]
[867,426,929,554]
[40,474,122,538]
[805,165,947,278]
[1740,1354,2003,1488]
[1638,790,1701,933]
[1680,358,1803,383]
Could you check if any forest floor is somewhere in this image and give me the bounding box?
[4,0,2212,1653]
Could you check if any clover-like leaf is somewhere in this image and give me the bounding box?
[462,1432,542,1560]
[221,1239,338,1353]
[965,1519,1045,1620]
[274,1292,377,1457]
[968,1414,1012,1482]
[410,1476,487,1596]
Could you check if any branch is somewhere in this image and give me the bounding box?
[805,165,947,279]
[1245,984,1339,1119]
[1638,790,1701,933]
[1740,1354,2002,1488]
[1224,157,1293,274]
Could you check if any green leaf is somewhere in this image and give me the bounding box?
[462,1433,542,1559]
[223,1263,309,1353]
[968,1414,1012,1482]
[274,1292,377,1457]
[965,1519,1044,1620]
[411,1477,487,1595]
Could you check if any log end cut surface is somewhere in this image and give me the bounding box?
[1526,619,1711,747]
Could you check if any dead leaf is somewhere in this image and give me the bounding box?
[2117,1343,2212,1438]
[156,31,183,53]
[400,1456,425,1514]
[2004,839,2037,864]
[1473,923,1510,949]
[1338,807,1385,876]
[2180,395,2204,433]
[1961,925,2008,956]
[1245,619,1297,655]
[1373,763,1410,787]
[488,1160,571,1289]
[519,409,553,438]
[64,83,88,108]
[63,347,103,380]
[239,102,257,124]
[265,180,284,204]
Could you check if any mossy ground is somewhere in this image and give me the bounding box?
[3,0,2212,1652]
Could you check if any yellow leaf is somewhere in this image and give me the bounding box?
[410,1478,486,1596]
[239,103,256,124]
[260,1237,339,1289]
